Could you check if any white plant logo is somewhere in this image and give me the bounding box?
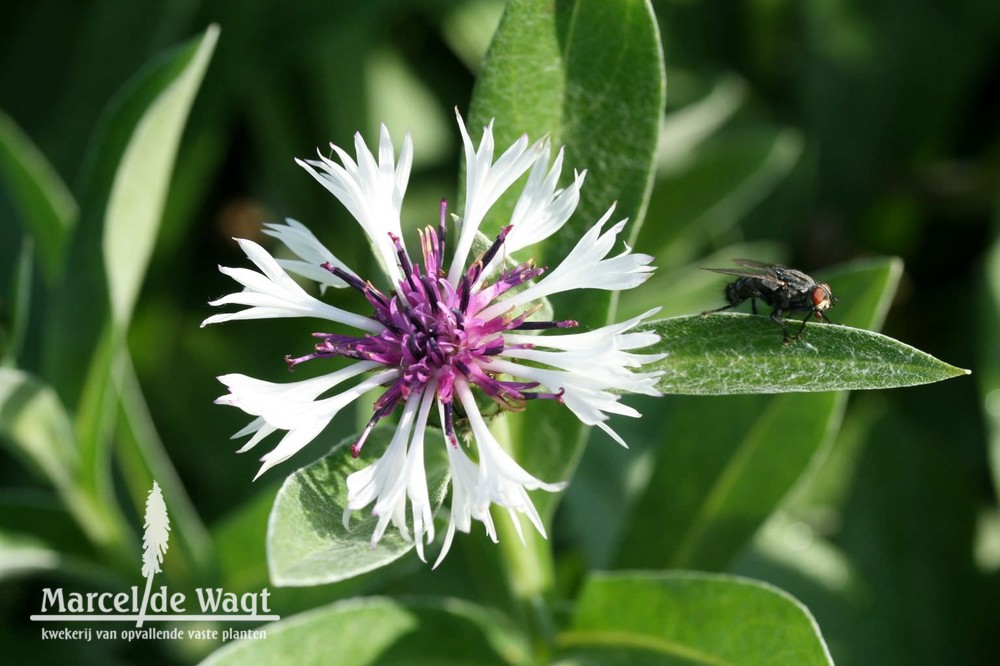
[31,478,277,641]
[137,481,170,628]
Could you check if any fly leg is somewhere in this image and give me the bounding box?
[770,309,791,343]
[751,296,758,315]
[793,312,812,340]
[701,302,737,317]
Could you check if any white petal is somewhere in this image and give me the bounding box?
[501,146,586,258]
[343,384,439,556]
[369,405,416,546]
[214,366,396,478]
[217,362,386,429]
[459,382,564,493]
[264,219,353,293]
[231,417,274,454]
[501,345,661,385]
[483,357,660,448]
[447,111,546,284]
[429,380,565,567]
[496,310,665,426]
[433,433,487,569]
[405,387,438,561]
[202,238,382,333]
[478,208,654,321]
[503,308,662,351]
[499,311,665,382]
[253,417,329,479]
[296,125,412,285]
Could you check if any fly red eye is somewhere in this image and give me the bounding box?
[811,286,829,307]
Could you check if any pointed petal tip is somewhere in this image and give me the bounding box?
[234,441,256,454]
[640,306,663,319]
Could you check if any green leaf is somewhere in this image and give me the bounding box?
[559,572,832,666]
[657,75,746,168]
[216,481,432,619]
[0,108,78,282]
[645,313,968,395]
[114,354,213,583]
[267,426,449,586]
[0,368,77,491]
[24,26,221,568]
[45,24,219,407]
[102,24,218,327]
[643,256,968,394]
[199,597,529,666]
[0,369,116,549]
[468,0,665,326]
[0,531,62,579]
[979,207,1000,495]
[0,491,95,561]
[2,237,34,366]
[616,258,911,571]
[466,0,665,602]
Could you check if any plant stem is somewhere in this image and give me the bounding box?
[490,415,558,652]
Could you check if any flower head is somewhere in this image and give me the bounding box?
[204,112,663,566]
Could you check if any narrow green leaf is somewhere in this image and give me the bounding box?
[656,75,746,171]
[103,24,218,327]
[36,26,221,568]
[560,572,832,666]
[978,207,1000,496]
[45,24,219,408]
[616,258,909,571]
[644,256,967,394]
[0,369,117,549]
[0,368,77,491]
[0,492,95,561]
[618,391,849,572]
[114,354,213,583]
[646,313,968,395]
[0,532,62,579]
[0,108,78,282]
[267,426,449,586]
[2,237,34,366]
[199,597,529,666]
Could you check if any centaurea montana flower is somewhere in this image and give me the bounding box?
[203,112,664,566]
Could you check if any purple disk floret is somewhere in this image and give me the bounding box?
[284,201,574,458]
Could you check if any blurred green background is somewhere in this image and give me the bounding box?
[2,0,999,664]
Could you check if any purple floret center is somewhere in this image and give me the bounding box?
[285,201,574,456]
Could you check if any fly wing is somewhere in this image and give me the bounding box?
[771,267,815,291]
[701,264,787,286]
[731,258,783,269]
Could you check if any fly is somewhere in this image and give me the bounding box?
[701,259,838,342]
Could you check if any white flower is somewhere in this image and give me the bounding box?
[204,112,663,565]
